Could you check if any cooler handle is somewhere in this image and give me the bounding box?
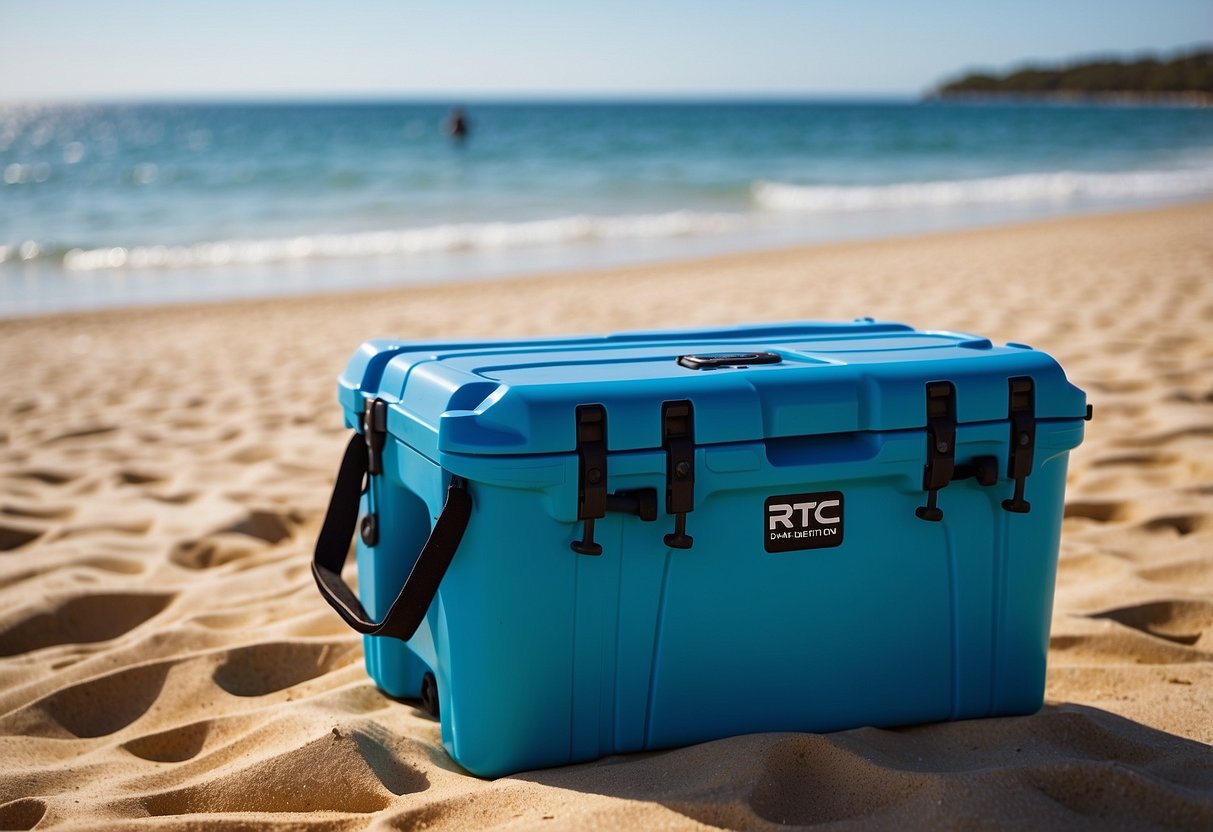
[312,432,471,641]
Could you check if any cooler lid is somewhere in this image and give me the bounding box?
[339,320,1088,457]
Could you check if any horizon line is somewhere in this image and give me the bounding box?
[0,90,927,107]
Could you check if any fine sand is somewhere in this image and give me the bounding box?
[1,202,1211,830]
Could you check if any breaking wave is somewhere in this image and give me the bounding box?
[5,163,1211,274]
[752,165,1213,212]
[51,211,752,272]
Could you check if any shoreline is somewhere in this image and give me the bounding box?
[1,199,1210,828]
[4,198,1211,326]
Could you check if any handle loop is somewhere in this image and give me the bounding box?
[312,432,471,641]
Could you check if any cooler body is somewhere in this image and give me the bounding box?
[328,320,1088,777]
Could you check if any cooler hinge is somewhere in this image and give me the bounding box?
[360,397,388,546]
[662,400,695,550]
[916,382,998,522]
[1002,377,1036,514]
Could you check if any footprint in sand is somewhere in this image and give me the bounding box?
[1088,599,1212,648]
[170,509,300,569]
[228,445,277,464]
[117,469,167,486]
[136,729,428,815]
[146,491,199,505]
[188,610,266,631]
[56,519,153,540]
[1048,631,1202,665]
[0,798,46,831]
[121,719,214,763]
[316,684,393,716]
[170,537,256,570]
[1168,388,1213,404]
[47,425,119,443]
[1063,500,1129,523]
[0,523,42,551]
[745,734,927,825]
[3,469,76,486]
[0,592,174,657]
[211,640,359,697]
[1120,424,1213,448]
[1089,451,1173,469]
[0,661,173,739]
[0,557,147,594]
[222,510,298,544]
[1141,514,1205,536]
[1138,556,1213,586]
[0,502,74,520]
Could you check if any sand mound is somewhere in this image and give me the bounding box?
[1,202,1211,828]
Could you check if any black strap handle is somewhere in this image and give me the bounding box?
[312,432,471,641]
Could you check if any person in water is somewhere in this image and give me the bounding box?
[445,107,469,141]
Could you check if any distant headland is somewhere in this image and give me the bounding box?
[928,46,1212,105]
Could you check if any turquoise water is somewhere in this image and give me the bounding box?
[2,101,1212,315]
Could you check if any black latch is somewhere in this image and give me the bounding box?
[571,405,608,555]
[662,400,695,549]
[916,382,957,522]
[364,398,388,475]
[360,397,389,546]
[1002,377,1036,514]
[914,383,1000,522]
[568,405,660,556]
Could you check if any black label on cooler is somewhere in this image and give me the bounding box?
[764,491,844,552]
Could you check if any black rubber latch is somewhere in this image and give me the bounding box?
[571,405,607,555]
[662,400,695,549]
[914,384,1005,521]
[916,381,957,522]
[363,398,387,476]
[677,352,782,370]
[359,397,389,545]
[1002,377,1036,514]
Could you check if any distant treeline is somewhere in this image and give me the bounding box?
[932,47,1212,102]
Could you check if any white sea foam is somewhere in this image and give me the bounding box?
[61,211,752,272]
[41,163,1213,274]
[752,165,1213,212]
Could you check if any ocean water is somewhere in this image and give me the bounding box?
[2,101,1212,316]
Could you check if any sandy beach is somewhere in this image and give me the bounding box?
[1,201,1211,830]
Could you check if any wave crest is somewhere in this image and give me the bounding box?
[11,164,1212,274]
[59,211,751,272]
[752,166,1213,212]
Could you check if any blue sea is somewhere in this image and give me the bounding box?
[2,101,1212,316]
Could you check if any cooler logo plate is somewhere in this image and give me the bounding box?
[764,491,844,552]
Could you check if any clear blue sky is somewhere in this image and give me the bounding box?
[2,0,1209,101]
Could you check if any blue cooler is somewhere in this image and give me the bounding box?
[312,319,1089,777]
